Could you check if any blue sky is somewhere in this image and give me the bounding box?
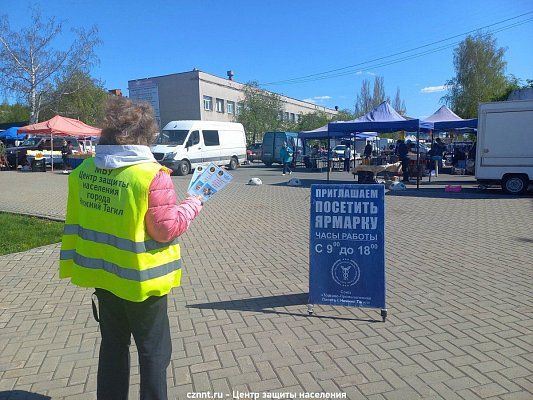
[3,0,533,118]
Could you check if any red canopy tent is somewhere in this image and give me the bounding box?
[19,115,102,171]
[18,115,102,137]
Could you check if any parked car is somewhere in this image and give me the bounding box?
[332,145,347,158]
[261,132,303,167]
[247,143,262,162]
[150,120,246,175]
[330,144,359,159]
[5,136,80,168]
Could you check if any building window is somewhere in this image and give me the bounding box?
[203,130,220,146]
[203,96,212,111]
[227,101,235,115]
[216,98,224,113]
[284,112,289,121]
[290,113,295,122]
[278,111,283,121]
[236,102,243,115]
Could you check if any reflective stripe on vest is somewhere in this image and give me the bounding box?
[60,249,181,281]
[63,224,179,253]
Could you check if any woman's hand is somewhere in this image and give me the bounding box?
[187,194,204,205]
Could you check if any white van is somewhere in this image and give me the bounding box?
[151,121,247,175]
[476,100,533,194]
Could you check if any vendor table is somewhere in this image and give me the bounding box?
[351,162,402,180]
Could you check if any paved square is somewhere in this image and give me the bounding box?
[1,166,532,399]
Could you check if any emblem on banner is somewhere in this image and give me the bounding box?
[331,259,360,287]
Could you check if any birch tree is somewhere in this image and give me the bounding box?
[443,33,508,118]
[0,8,100,122]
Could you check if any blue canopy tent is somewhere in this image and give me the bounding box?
[422,105,477,131]
[0,127,26,140]
[299,120,379,181]
[421,105,478,182]
[325,102,426,187]
[329,102,421,134]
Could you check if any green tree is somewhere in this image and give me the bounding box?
[354,77,404,117]
[0,102,30,123]
[372,76,388,107]
[0,7,100,122]
[392,87,406,116]
[335,108,355,121]
[354,79,372,117]
[40,70,108,126]
[291,108,353,133]
[295,111,330,131]
[237,81,283,144]
[443,32,509,118]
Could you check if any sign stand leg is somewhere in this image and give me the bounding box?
[307,304,314,316]
[381,309,387,322]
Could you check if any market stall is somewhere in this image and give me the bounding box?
[351,162,402,183]
[329,103,430,188]
[299,122,376,178]
[422,106,478,179]
[18,115,101,171]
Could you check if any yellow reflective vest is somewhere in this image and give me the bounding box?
[60,158,181,302]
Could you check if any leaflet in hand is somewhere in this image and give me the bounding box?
[187,163,233,202]
[188,164,207,191]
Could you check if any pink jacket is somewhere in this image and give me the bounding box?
[145,170,202,242]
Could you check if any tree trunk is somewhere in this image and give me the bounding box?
[29,79,38,123]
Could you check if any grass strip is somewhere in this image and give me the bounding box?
[0,212,63,256]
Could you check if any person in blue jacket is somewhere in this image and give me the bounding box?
[280,142,293,175]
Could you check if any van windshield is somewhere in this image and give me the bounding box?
[157,130,189,145]
[21,138,42,147]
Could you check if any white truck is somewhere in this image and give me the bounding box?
[476,100,533,194]
[151,120,247,175]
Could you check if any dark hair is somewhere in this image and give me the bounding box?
[99,96,158,146]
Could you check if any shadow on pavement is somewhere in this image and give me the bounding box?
[515,237,533,243]
[270,178,357,188]
[0,391,51,400]
[386,187,533,199]
[187,293,380,322]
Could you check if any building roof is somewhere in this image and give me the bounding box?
[128,69,338,114]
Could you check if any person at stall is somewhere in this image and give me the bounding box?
[61,140,73,171]
[343,145,352,172]
[468,141,477,161]
[395,139,409,182]
[364,141,373,160]
[429,137,446,171]
[59,96,203,400]
[310,144,319,168]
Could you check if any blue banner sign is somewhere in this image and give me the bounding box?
[309,184,385,309]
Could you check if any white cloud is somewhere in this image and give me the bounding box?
[420,85,449,93]
[303,96,332,104]
[356,70,376,76]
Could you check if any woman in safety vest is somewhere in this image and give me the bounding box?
[60,96,203,400]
